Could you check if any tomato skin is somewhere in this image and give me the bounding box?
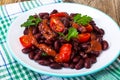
[78,33,91,43]
[50,12,68,18]
[19,35,32,48]
[85,24,93,32]
[50,17,65,32]
[55,44,72,63]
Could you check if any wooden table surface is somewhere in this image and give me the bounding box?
[1,0,119,26]
[64,0,120,26]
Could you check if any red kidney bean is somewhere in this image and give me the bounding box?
[34,49,42,54]
[69,63,75,69]
[31,45,37,50]
[90,56,97,63]
[38,34,45,40]
[39,40,45,43]
[43,15,49,19]
[61,17,70,27]
[81,43,89,50]
[23,28,28,35]
[34,53,42,61]
[72,38,80,43]
[62,63,69,67]
[99,28,105,35]
[101,40,109,50]
[54,40,60,51]
[28,52,36,59]
[75,59,84,70]
[62,27,68,34]
[22,47,32,53]
[44,40,53,45]
[34,33,42,41]
[59,37,68,43]
[84,58,92,68]
[39,13,49,19]
[38,60,50,66]
[48,57,54,63]
[93,26,100,33]
[50,9,58,14]
[70,13,77,17]
[70,51,76,60]
[32,27,39,34]
[33,14,38,18]
[79,52,88,58]
[72,42,79,51]
[73,56,81,63]
[91,51,100,57]
[89,21,96,26]
[50,63,62,69]
[96,36,103,43]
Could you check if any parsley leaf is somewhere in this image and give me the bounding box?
[73,14,92,26]
[66,27,78,41]
[58,32,66,38]
[58,27,78,41]
[21,15,42,27]
[41,52,48,56]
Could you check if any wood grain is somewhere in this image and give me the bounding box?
[0,0,27,5]
[1,0,119,26]
[64,0,120,26]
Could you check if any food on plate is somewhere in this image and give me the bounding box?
[19,9,109,69]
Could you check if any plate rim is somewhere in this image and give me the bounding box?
[6,2,120,77]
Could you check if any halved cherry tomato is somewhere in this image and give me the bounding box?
[55,43,72,63]
[50,12,68,18]
[78,33,91,43]
[50,17,65,32]
[19,35,32,48]
[85,24,93,32]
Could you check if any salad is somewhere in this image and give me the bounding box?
[19,9,109,69]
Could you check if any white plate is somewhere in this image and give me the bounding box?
[6,3,120,77]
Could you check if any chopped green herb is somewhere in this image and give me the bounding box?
[66,27,78,41]
[41,52,48,56]
[35,17,41,26]
[73,14,92,26]
[58,27,78,41]
[58,32,66,38]
[21,15,42,27]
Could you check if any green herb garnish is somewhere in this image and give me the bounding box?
[66,27,78,41]
[21,15,42,27]
[58,27,78,41]
[41,52,48,56]
[73,14,92,26]
[58,32,66,38]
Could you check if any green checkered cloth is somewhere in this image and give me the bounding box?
[0,0,120,80]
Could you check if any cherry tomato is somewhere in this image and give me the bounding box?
[19,35,32,48]
[50,17,65,32]
[55,44,72,63]
[78,33,91,43]
[85,24,93,32]
[50,12,68,18]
